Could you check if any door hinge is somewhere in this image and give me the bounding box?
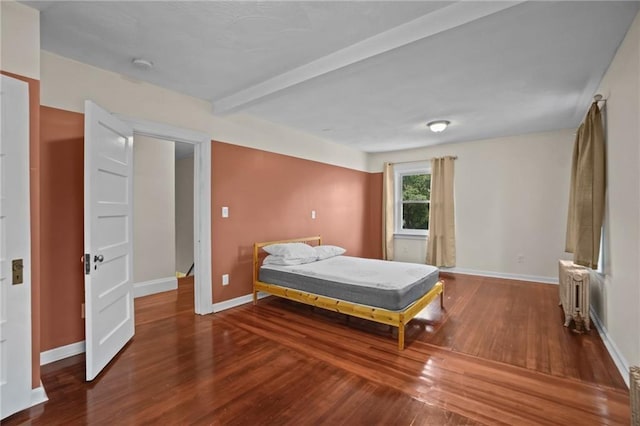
[85,253,90,275]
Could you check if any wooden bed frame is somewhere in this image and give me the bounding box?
[252,236,444,350]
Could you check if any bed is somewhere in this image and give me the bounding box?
[252,236,444,350]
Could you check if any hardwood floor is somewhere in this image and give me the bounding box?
[5,274,629,425]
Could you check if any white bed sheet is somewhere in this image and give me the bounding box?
[261,255,438,291]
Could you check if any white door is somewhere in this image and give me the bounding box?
[84,101,134,381]
[0,76,32,418]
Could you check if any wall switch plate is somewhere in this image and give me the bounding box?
[311,210,316,219]
[222,206,229,218]
[222,274,229,286]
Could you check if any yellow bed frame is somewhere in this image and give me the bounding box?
[252,236,444,350]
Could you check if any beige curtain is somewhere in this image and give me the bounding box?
[382,162,394,260]
[565,103,605,269]
[427,157,456,267]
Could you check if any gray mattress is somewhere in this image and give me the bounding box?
[259,256,440,311]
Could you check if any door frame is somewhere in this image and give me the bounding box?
[116,115,213,315]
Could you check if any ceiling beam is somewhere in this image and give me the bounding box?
[212,1,525,114]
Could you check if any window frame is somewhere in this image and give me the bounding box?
[393,161,431,237]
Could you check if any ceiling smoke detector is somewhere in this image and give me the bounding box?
[427,120,450,133]
[132,58,154,70]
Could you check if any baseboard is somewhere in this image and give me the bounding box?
[212,292,271,313]
[443,267,558,285]
[40,341,85,366]
[589,306,630,387]
[31,382,48,407]
[134,276,178,298]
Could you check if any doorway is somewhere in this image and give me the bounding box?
[118,115,212,315]
[81,102,211,382]
[131,137,195,303]
[132,135,178,298]
[174,141,195,284]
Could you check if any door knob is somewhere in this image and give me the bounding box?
[94,254,104,263]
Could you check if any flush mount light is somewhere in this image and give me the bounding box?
[132,58,154,70]
[427,120,450,133]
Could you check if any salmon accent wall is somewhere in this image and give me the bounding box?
[211,141,382,303]
[1,71,41,388]
[33,109,384,351]
[367,172,383,260]
[39,106,85,351]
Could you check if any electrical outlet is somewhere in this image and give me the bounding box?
[222,274,229,286]
[311,210,316,219]
[221,206,229,218]
[517,254,525,264]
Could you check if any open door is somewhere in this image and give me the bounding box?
[84,101,134,381]
[0,75,33,418]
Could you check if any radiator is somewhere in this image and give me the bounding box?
[558,260,590,332]
[632,366,639,426]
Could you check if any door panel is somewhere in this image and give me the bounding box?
[84,101,134,381]
[0,76,32,418]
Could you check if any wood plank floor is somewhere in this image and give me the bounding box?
[5,274,629,425]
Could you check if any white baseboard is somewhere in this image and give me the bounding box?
[40,341,85,365]
[212,292,270,313]
[134,276,178,298]
[589,306,630,387]
[31,382,48,407]
[443,267,558,285]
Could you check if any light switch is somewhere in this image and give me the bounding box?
[222,274,229,286]
[311,210,316,219]
[222,206,229,218]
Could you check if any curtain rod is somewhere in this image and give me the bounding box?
[388,156,458,166]
[579,94,607,124]
[593,94,607,104]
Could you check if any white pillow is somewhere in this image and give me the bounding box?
[263,243,316,259]
[314,245,346,260]
[263,254,318,266]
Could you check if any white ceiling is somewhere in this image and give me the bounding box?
[27,1,639,152]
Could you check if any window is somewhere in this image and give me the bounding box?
[394,162,431,236]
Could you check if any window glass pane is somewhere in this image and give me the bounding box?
[402,203,429,230]
[402,174,430,201]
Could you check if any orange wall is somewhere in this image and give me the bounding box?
[1,71,41,388]
[367,172,383,260]
[39,106,85,351]
[35,108,384,348]
[211,141,382,302]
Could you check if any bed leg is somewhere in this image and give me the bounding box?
[252,289,257,305]
[440,288,444,309]
[398,324,405,351]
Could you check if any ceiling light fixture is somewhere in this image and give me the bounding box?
[132,58,154,70]
[427,120,450,133]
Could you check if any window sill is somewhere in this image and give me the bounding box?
[393,233,428,241]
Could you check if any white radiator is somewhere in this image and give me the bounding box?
[558,260,591,332]
[632,367,639,426]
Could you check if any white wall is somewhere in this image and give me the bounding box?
[0,0,40,79]
[394,237,428,264]
[175,156,194,274]
[39,51,369,172]
[592,10,640,374]
[369,129,575,282]
[133,135,176,283]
